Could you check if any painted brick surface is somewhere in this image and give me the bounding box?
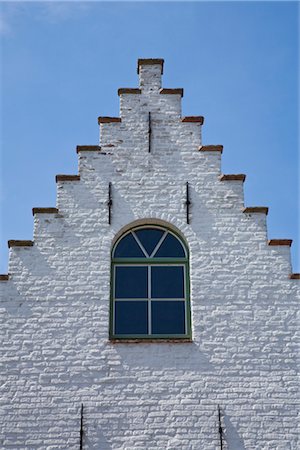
[1,60,299,449]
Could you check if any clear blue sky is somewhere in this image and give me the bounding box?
[0,1,299,274]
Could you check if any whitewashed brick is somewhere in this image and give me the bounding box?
[1,59,299,449]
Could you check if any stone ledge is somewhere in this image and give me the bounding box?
[76,145,102,153]
[199,145,223,153]
[137,58,164,74]
[219,174,246,182]
[8,240,34,248]
[243,207,268,215]
[160,88,184,97]
[182,116,204,124]
[32,208,59,216]
[56,175,80,182]
[98,117,121,124]
[268,239,292,247]
[118,88,142,95]
[110,338,193,344]
[289,273,300,279]
[0,274,9,281]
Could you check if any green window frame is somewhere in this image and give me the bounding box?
[110,225,191,340]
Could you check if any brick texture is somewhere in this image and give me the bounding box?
[1,59,299,450]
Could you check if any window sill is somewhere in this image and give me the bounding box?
[109,338,193,344]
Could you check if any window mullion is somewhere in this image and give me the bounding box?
[148,265,152,335]
[132,232,149,257]
[150,231,167,257]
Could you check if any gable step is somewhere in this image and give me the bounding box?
[219,174,246,182]
[56,175,80,183]
[118,88,141,95]
[289,273,300,279]
[182,116,204,124]
[137,58,164,74]
[76,145,101,153]
[8,240,34,248]
[268,239,292,247]
[199,145,223,153]
[243,207,268,215]
[160,88,184,97]
[98,117,121,124]
[0,274,9,281]
[32,208,59,216]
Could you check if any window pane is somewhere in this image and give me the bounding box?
[154,233,186,258]
[115,301,148,334]
[114,233,145,258]
[134,228,164,256]
[151,266,184,298]
[152,301,185,334]
[115,266,148,298]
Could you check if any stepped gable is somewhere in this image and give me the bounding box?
[1,58,297,280]
[1,58,299,449]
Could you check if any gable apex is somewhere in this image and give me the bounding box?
[137,58,164,74]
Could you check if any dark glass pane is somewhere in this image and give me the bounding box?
[115,266,148,298]
[151,266,184,298]
[114,233,145,258]
[134,228,164,256]
[152,301,185,334]
[154,233,185,258]
[115,301,148,334]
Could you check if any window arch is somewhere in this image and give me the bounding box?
[110,225,191,340]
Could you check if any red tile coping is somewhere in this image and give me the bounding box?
[8,240,34,248]
[0,274,9,281]
[118,88,142,95]
[98,117,121,124]
[137,58,164,74]
[199,145,223,153]
[56,175,80,182]
[76,145,101,153]
[268,239,292,247]
[160,88,184,97]
[243,207,269,215]
[32,208,59,216]
[182,116,204,124]
[219,174,246,182]
[289,273,300,279]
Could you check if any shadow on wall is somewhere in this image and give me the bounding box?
[84,427,112,450]
[113,341,215,372]
[2,280,33,317]
[223,412,246,450]
[110,186,136,226]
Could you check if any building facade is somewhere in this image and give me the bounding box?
[1,59,299,449]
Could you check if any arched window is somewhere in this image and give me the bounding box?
[110,225,191,339]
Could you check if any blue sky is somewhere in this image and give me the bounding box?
[0,1,299,273]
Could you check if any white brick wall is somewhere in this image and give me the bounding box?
[1,59,299,449]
